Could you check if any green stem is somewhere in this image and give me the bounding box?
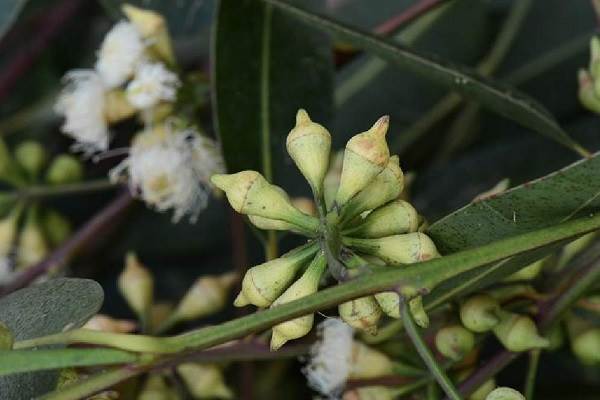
[401,300,462,400]
[524,349,540,400]
[4,179,117,202]
[390,377,431,397]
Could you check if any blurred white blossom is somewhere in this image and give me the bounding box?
[126,61,180,110]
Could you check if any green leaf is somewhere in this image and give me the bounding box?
[0,348,137,376]
[212,0,333,179]
[426,152,600,306]
[262,0,589,157]
[0,0,27,40]
[0,278,104,399]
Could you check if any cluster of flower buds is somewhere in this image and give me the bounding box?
[117,252,236,333]
[55,4,224,222]
[578,36,600,114]
[0,139,79,284]
[212,109,439,348]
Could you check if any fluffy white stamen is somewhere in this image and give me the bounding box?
[110,125,224,222]
[303,319,354,399]
[126,62,180,109]
[95,21,145,88]
[55,70,109,155]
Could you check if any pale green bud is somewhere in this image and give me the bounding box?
[435,325,475,361]
[460,294,500,333]
[16,206,48,269]
[557,231,597,269]
[469,379,496,400]
[339,295,382,335]
[174,272,237,321]
[122,4,175,65]
[340,156,404,222]
[344,199,418,238]
[408,295,429,328]
[485,387,525,400]
[45,155,84,185]
[349,341,393,379]
[578,69,600,114]
[0,138,25,186]
[14,141,47,178]
[504,258,544,282]
[571,328,600,365]
[0,204,23,258]
[234,243,317,307]
[0,321,13,350]
[118,252,154,318]
[270,252,326,350]
[335,116,390,207]
[42,209,72,247]
[374,291,401,318]
[138,373,177,400]
[104,90,136,123]
[286,109,331,194]
[493,312,549,352]
[211,171,319,234]
[344,232,439,265]
[323,151,344,211]
[177,363,233,399]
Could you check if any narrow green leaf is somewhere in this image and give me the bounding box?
[212,0,333,177]
[0,348,137,376]
[0,0,27,40]
[0,278,104,399]
[262,0,589,157]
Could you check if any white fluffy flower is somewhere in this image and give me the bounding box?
[303,319,354,399]
[111,124,224,222]
[95,21,145,88]
[126,62,180,109]
[55,70,109,155]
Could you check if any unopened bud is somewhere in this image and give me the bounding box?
[211,171,319,234]
[493,312,549,352]
[344,232,439,265]
[45,155,84,185]
[335,116,390,207]
[323,151,344,211]
[118,252,154,318]
[0,321,14,349]
[286,109,331,194]
[344,199,418,238]
[485,387,525,400]
[557,231,597,269]
[17,206,48,269]
[234,243,318,307]
[83,314,136,333]
[374,291,401,318]
[138,373,176,400]
[435,325,475,361]
[340,156,403,222]
[469,379,496,400]
[177,363,233,399]
[567,314,600,365]
[104,90,136,123]
[0,138,25,186]
[0,204,23,258]
[339,295,382,335]
[578,69,600,114]
[504,258,544,282]
[174,272,237,321]
[460,294,500,333]
[409,295,429,328]
[349,341,393,379]
[14,141,47,178]
[271,252,326,350]
[291,197,317,216]
[43,210,72,247]
[343,386,394,400]
[122,4,175,65]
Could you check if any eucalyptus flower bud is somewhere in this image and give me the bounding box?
[0,138,25,186]
[234,243,318,307]
[16,206,48,269]
[139,374,177,400]
[122,4,175,65]
[173,272,237,321]
[435,325,475,361]
[324,151,344,211]
[271,252,326,350]
[83,314,136,333]
[0,204,23,260]
[339,295,383,335]
[335,116,390,207]
[104,90,136,123]
[469,379,496,400]
[493,312,549,352]
[211,171,319,234]
[343,232,439,265]
[292,197,317,216]
[485,387,525,400]
[349,341,393,379]
[45,155,84,185]
[0,321,14,350]
[286,109,331,194]
[177,363,233,399]
[118,252,154,318]
[557,231,597,269]
[14,141,47,178]
[340,156,404,222]
[408,295,429,328]
[567,314,600,365]
[578,69,600,114]
[343,386,394,400]
[460,294,500,333]
[344,199,418,238]
[504,258,544,282]
[43,210,72,247]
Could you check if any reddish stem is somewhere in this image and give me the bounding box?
[0,190,133,297]
[374,0,449,35]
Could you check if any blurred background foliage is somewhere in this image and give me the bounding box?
[0,0,599,398]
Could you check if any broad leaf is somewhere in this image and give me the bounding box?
[0,0,27,40]
[262,0,588,156]
[0,278,104,399]
[0,348,136,376]
[212,0,333,179]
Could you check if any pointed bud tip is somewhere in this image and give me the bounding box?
[210,174,229,190]
[270,331,287,350]
[233,292,249,307]
[370,115,390,137]
[295,109,311,126]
